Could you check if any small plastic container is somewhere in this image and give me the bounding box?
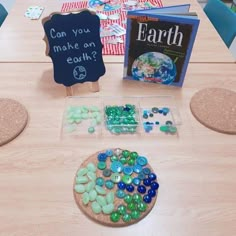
[61,96,181,139]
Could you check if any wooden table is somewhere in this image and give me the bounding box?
[0,0,235,63]
[0,63,236,235]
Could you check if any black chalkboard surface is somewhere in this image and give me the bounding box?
[42,10,106,87]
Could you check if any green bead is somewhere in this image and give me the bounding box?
[131,210,140,219]
[169,126,177,134]
[87,163,96,172]
[122,213,132,222]
[110,211,120,222]
[124,194,132,204]
[88,127,95,134]
[130,152,138,159]
[89,189,97,201]
[76,176,89,184]
[77,168,88,177]
[122,150,130,158]
[111,173,121,183]
[95,185,106,195]
[160,125,169,132]
[132,193,142,203]
[137,202,147,212]
[127,159,135,166]
[82,192,90,205]
[117,205,127,215]
[102,203,114,214]
[110,155,119,162]
[85,181,95,192]
[122,175,132,184]
[97,161,106,170]
[106,192,115,204]
[74,184,85,193]
[91,201,102,214]
[96,195,107,207]
[87,171,96,181]
[120,157,127,164]
[127,202,136,211]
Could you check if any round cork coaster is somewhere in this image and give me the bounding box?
[73,148,159,227]
[190,88,236,134]
[0,98,28,146]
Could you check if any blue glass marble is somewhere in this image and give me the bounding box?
[151,182,159,190]
[105,149,113,156]
[143,114,148,119]
[137,156,148,166]
[148,189,156,197]
[138,172,146,180]
[117,181,126,190]
[96,177,104,186]
[137,185,146,194]
[143,178,152,186]
[133,164,142,174]
[143,194,152,204]
[97,153,108,162]
[132,177,141,186]
[152,107,159,113]
[111,161,123,173]
[162,107,170,115]
[126,184,135,192]
[142,167,151,175]
[165,120,173,125]
[123,166,133,175]
[148,173,157,181]
[105,180,115,189]
[116,189,126,198]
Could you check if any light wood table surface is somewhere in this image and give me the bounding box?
[0,0,235,63]
[0,62,236,236]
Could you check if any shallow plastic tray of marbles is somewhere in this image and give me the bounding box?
[61,96,181,138]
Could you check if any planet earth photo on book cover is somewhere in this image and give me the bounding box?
[131,52,177,84]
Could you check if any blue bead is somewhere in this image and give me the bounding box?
[138,172,146,180]
[126,184,134,192]
[132,177,141,186]
[123,166,133,175]
[137,156,148,166]
[143,114,148,119]
[117,181,126,190]
[148,189,156,197]
[97,153,108,162]
[116,189,126,198]
[137,185,146,194]
[96,177,104,186]
[148,173,157,181]
[105,180,114,189]
[143,194,152,203]
[151,182,159,190]
[143,178,151,186]
[162,107,170,115]
[105,149,113,156]
[111,161,123,173]
[133,164,142,174]
[142,167,151,175]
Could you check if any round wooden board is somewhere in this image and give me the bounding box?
[73,148,158,227]
[190,88,236,134]
[0,98,28,146]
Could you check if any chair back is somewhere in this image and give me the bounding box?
[204,0,236,47]
[0,3,8,27]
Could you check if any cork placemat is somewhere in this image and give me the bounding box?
[190,88,236,134]
[0,98,28,146]
[73,148,159,227]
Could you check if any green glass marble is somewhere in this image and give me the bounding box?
[87,163,96,172]
[122,213,132,223]
[168,126,177,134]
[131,210,140,220]
[91,201,102,214]
[130,152,138,160]
[137,202,147,212]
[110,211,120,222]
[95,185,106,195]
[97,161,106,170]
[122,175,132,184]
[102,203,114,214]
[119,157,127,165]
[127,159,135,166]
[127,202,136,211]
[122,150,130,158]
[160,125,169,132]
[132,193,142,203]
[124,194,133,204]
[110,155,118,162]
[117,205,127,215]
[88,127,95,134]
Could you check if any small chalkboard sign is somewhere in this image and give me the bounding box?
[42,10,106,93]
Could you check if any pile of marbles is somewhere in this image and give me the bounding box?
[73,148,159,226]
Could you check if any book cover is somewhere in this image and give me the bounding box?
[123,4,200,87]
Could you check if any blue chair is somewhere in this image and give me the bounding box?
[204,0,236,47]
[0,3,8,27]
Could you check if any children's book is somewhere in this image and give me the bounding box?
[123,4,200,87]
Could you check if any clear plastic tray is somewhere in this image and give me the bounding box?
[61,96,181,138]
